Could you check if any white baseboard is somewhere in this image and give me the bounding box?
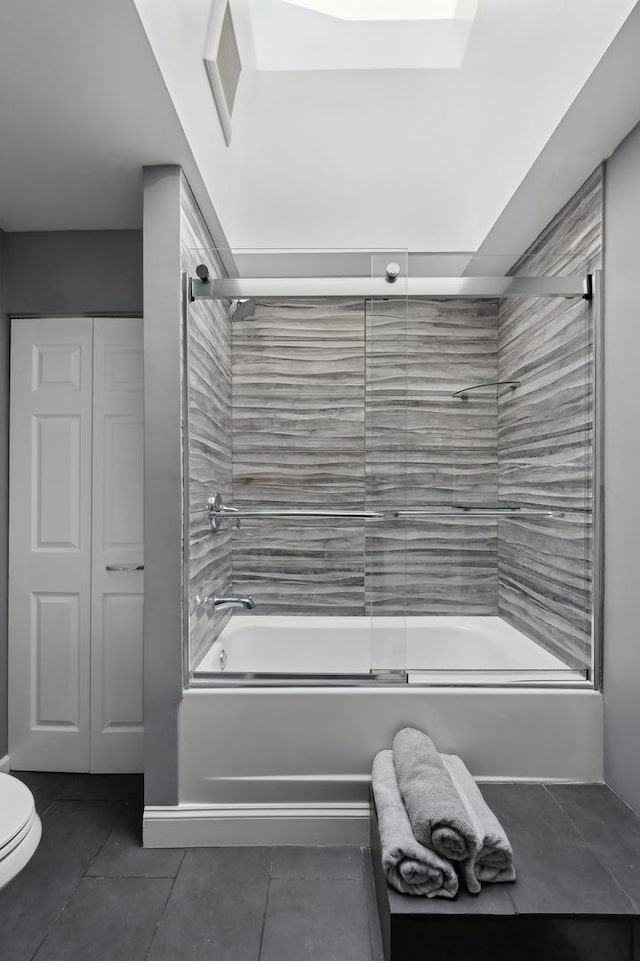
[143,802,370,848]
[0,755,10,774]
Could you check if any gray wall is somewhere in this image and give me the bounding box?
[0,230,8,758]
[142,166,184,806]
[3,230,142,316]
[603,121,640,811]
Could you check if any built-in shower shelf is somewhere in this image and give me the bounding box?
[452,380,520,398]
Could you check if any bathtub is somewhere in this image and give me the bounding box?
[193,615,582,685]
[142,614,603,848]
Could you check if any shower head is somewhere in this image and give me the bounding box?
[229,298,253,321]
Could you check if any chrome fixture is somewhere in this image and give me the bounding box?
[194,495,568,529]
[106,563,144,572]
[385,262,401,283]
[452,381,521,399]
[196,594,255,613]
[202,493,383,531]
[394,507,562,518]
[207,492,240,532]
[195,263,211,282]
[212,596,255,612]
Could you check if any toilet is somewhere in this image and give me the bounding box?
[0,773,42,891]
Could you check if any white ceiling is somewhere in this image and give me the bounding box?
[1,0,640,273]
[236,0,478,70]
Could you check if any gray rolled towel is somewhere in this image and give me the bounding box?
[441,754,516,887]
[392,728,480,884]
[372,751,458,899]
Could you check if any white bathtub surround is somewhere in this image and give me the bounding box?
[0,756,10,774]
[194,615,584,684]
[142,685,603,847]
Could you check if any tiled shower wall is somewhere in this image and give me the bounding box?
[496,167,602,670]
[186,170,599,671]
[231,297,500,615]
[181,179,233,667]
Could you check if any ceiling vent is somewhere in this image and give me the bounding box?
[204,0,242,145]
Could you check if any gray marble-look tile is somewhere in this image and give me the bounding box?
[480,784,634,915]
[232,521,366,616]
[270,846,363,879]
[367,518,498,616]
[146,847,271,961]
[86,804,185,879]
[182,176,233,668]
[33,877,173,961]
[498,514,591,670]
[496,166,601,672]
[260,878,372,961]
[0,801,122,961]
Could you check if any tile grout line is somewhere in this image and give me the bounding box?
[141,852,187,961]
[542,785,640,913]
[256,847,276,961]
[82,801,130,878]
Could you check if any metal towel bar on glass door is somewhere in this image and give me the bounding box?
[198,493,383,532]
[394,507,561,517]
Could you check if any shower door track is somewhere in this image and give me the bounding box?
[189,274,592,302]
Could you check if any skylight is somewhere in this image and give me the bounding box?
[281,0,458,22]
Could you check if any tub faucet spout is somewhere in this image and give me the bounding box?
[212,596,255,613]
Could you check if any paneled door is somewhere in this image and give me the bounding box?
[9,317,144,772]
[90,318,144,772]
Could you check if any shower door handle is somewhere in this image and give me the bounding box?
[106,564,145,572]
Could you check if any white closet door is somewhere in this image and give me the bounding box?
[9,318,94,771]
[90,318,144,772]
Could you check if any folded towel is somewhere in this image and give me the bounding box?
[392,728,480,879]
[372,751,458,899]
[441,754,516,887]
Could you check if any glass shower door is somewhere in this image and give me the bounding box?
[366,252,408,675]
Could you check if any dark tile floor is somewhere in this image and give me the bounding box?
[0,773,383,961]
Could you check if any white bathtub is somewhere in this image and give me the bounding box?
[194,615,581,684]
[143,615,601,848]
